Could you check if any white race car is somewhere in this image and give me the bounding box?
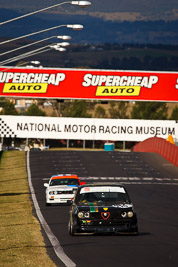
[44,174,85,205]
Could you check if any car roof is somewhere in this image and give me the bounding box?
[50,174,79,180]
[79,183,125,188]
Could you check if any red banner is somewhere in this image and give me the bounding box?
[0,67,178,101]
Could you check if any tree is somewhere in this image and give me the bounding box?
[109,101,129,119]
[61,100,92,118]
[94,105,107,118]
[25,103,46,116]
[169,106,178,120]
[131,102,168,120]
[0,100,18,115]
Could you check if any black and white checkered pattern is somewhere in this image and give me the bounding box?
[0,118,16,138]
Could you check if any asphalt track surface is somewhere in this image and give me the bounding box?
[29,151,178,267]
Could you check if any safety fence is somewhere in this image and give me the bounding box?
[132,137,178,167]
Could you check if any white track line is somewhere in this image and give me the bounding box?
[42,176,178,185]
[26,151,76,267]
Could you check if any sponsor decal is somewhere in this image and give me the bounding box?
[83,187,90,192]
[95,86,141,96]
[0,71,65,94]
[82,74,159,97]
[176,78,178,89]
[89,203,96,213]
[0,67,177,101]
[88,202,99,212]
[94,203,99,213]
[112,204,133,208]
[3,83,48,93]
[101,212,110,220]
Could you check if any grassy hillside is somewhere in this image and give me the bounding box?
[0,151,56,267]
[0,0,178,20]
[23,44,178,71]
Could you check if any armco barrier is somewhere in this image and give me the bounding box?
[132,137,178,167]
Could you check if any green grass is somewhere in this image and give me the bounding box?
[0,151,56,267]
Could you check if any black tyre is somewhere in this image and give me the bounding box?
[131,226,138,235]
[68,221,76,236]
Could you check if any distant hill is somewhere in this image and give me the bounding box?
[0,0,178,21]
[0,8,178,45]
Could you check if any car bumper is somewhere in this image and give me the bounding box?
[76,226,137,233]
[74,221,138,233]
[47,196,73,204]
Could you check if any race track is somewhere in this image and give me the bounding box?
[28,151,178,267]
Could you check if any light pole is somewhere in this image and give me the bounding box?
[0,43,69,65]
[16,47,66,65]
[0,47,66,71]
[0,60,41,72]
[0,1,91,26]
[0,24,83,46]
[0,46,67,71]
[0,35,72,57]
[17,60,41,67]
[17,47,66,64]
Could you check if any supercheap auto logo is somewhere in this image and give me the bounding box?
[0,72,65,93]
[82,74,159,96]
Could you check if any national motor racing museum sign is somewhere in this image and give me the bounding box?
[0,67,178,101]
[0,115,177,142]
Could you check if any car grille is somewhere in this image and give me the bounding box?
[90,212,122,219]
[50,190,73,195]
[77,212,133,226]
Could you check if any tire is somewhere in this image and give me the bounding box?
[68,221,76,236]
[46,203,51,206]
[131,226,138,235]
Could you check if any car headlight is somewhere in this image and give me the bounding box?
[78,212,84,218]
[121,211,134,218]
[121,212,127,218]
[49,191,57,195]
[73,188,77,193]
[77,211,90,219]
[127,211,134,218]
[84,212,90,218]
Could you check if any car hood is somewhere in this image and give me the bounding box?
[77,203,133,211]
[47,185,78,191]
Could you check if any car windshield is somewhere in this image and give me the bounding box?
[49,178,80,186]
[76,186,130,205]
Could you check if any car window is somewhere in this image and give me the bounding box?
[76,187,130,205]
[49,178,80,186]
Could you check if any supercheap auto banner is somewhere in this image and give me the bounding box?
[0,115,177,141]
[0,67,178,101]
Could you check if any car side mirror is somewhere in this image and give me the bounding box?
[80,182,86,185]
[44,183,49,187]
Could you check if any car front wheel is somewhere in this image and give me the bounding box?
[68,221,76,236]
[130,226,138,235]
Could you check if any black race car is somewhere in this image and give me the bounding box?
[68,183,138,235]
